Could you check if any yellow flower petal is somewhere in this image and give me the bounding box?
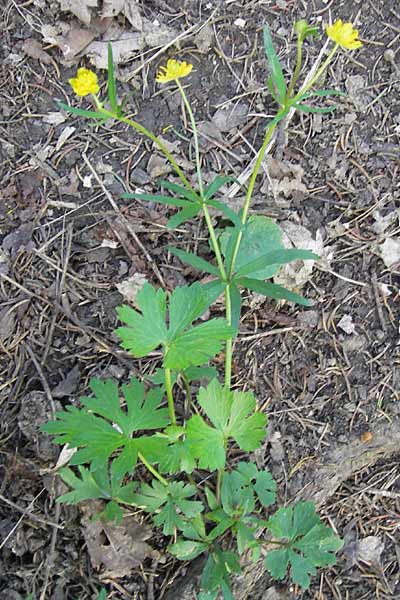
[156,59,193,83]
[326,19,362,50]
[69,68,100,97]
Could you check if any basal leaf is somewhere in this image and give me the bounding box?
[254,470,276,507]
[289,550,316,588]
[132,480,203,535]
[57,465,111,504]
[168,282,210,339]
[185,414,226,470]
[226,390,267,451]
[165,319,234,370]
[264,548,289,580]
[169,539,209,560]
[265,502,343,589]
[116,282,167,356]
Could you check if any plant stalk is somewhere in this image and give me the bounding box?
[224,285,232,388]
[138,452,168,486]
[175,81,227,281]
[296,44,339,98]
[165,367,176,425]
[286,38,303,99]
[99,108,198,199]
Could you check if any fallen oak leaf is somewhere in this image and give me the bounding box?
[81,500,159,578]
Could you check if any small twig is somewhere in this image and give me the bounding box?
[82,153,166,287]
[25,343,56,417]
[0,492,63,532]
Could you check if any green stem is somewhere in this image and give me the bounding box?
[224,285,232,388]
[202,206,227,280]
[165,367,176,425]
[99,108,198,199]
[222,115,282,389]
[216,468,223,505]
[176,80,204,197]
[138,452,168,486]
[286,38,303,100]
[182,373,191,419]
[295,43,339,99]
[228,114,282,280]
[175,80,227,281]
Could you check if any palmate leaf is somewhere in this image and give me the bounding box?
[57,463,137,509]
[131,480,204,535]
[42,377,169,472]
[264,501,343,589]
[200,548,241,600]
[116,283,167,356]
[169,539,209,560]
[155,425,196,474]
[221,461,276,521]
[186,379,267,469]
[116,282,234,370]
[57,465,112,504]
[165,319,233,370]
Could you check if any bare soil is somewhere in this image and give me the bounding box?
[0,1,399,599]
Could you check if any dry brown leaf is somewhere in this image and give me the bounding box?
[86,30,143,69]
[81,501,158,578]
[60,0,98,26]
[102,0,142,30]
[22,39,53,64]
[58,27,97,58]
[380,237,400,268]
[116,273,147,305]
[273,221,326,289]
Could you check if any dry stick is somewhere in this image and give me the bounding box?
[0,492,62,531]
[24,344,61,600]
[82,153,166,287]
[225,39,331,200]
[41,222,73,364]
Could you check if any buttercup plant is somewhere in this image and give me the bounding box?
[43,20,362,598]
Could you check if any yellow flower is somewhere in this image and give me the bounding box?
[69,68,100,97]
[156,59,193,83]
[326,19,362,50]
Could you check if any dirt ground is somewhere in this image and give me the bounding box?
[0,0,399,599]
